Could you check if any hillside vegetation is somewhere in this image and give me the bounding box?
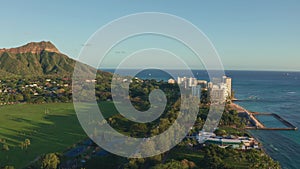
[0,42,75,76]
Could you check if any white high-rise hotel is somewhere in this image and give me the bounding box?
[223,76,232,97]
[170,75,232,103]
[176,77,205,98]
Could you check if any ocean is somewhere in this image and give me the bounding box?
[103,69,300,169]
[228,70,300,169]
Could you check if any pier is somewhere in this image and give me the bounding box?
[231,103,298,131]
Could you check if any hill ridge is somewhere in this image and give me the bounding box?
[0,41,75,76]
[0,41,60,54]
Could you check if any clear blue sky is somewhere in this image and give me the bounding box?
[0,0,300,71]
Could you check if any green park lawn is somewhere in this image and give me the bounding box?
[0,102,118,168]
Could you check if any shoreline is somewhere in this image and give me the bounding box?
[229,102,265,128]
[230,102,297,130]
[229,102,281,166]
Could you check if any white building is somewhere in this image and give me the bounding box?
[188,77,198,87]
[210,88,226,103]
[223,76,232,97]
[207,82,213,89]
[176,76,231,103]
[177,77,198,88]
[177,77,187,88]
[220,83,229,98]
[191,85,201,98]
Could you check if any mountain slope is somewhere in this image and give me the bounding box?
[0,41,76,76]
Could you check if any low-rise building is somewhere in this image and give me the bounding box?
[168,78,176,84]
[196,131,260,150]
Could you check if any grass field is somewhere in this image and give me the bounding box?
[0,102,118,168]
[0,103,85,168]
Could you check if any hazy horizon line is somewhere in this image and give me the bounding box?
[99,68,300,73]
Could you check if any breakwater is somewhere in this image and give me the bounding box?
[231,103,297,131]
[251,113,298,130]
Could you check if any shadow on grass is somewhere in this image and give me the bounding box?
[0,106,87,168]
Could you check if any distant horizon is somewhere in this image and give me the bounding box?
[100,68,300,73]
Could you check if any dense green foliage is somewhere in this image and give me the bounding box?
[201,145,280,169]
[104,79,181,137]
[150,159,196,169]
[0,51,74,76]
[40,153,60,169]
[88,144,280,169]
[0,70,113,104]
[85,154,127,169]
[2,166,14,169]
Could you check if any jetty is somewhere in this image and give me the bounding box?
[230,103,298,131]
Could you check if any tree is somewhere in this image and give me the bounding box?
[139,140,157,157]
[203,145,228,169]
[41,153,60,169]
[15,94,24,102]
[3,166,15,169]
[2,144,9,151]
[124,158,145,169]
[214,129,227,136]
[151,160,188,169]
[25,139,31,146]
[34,96,45,104]
[24,138,31,149]
[130,123,148,136]
[23,91,32,103]
[20,138,31,150]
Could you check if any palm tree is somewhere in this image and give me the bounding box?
[41,153,60,169]
[25,138,31,148]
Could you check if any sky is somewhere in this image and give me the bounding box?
[0,0,300,71]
